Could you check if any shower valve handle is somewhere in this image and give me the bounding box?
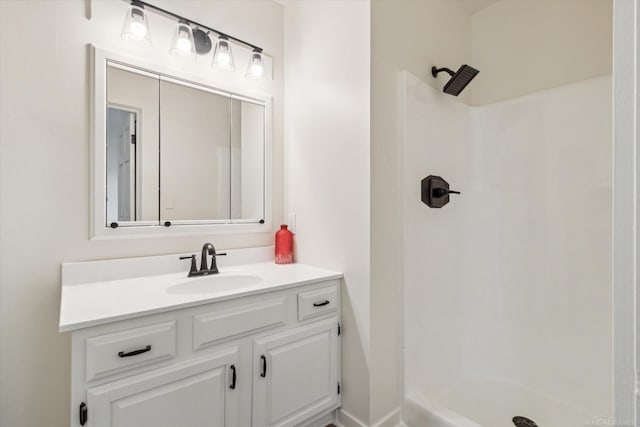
[422,175,459,208]
[433,188,461,198]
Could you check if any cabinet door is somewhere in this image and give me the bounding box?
[87,347,240,427]
[252,318,339,427]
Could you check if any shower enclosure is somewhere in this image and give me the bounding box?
[399,3,612,426]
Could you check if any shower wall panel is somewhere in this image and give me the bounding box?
[401,70,612,424]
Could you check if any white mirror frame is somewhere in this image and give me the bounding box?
[90,45,272,239]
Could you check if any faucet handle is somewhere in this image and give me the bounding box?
[179,254,198,276]
[214,252,227,257]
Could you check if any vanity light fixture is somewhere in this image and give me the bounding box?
[193,29,213,55]
[169,20,195,59]
[121,1,151,45]
[120,0,266,80]
[212,36,235,71]
[246,48,265,80]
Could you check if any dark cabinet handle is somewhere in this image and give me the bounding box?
[230,365,237,389]
[79,402,88,426]
[260,355,267,378]
[118,345,151,358]
[313,300,330,307]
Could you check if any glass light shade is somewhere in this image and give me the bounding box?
[246,49,265,80]
[121,4,151,45]
[170,21,195,59]
[212,36,235,71]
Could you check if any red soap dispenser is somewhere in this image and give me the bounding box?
[275,224,294,264]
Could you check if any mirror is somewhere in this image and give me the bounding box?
[106,65,159,224]
[104,62,266,228]
[159,79,231,222]
[106,107,137,222]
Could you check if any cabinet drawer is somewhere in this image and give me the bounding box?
[193,298,286,350]
[297,285,338,321]
[86,321,176,381]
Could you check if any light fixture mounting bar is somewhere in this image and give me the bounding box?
[127,0,263,52]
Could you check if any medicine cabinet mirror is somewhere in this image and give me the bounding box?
[92,47,271,238]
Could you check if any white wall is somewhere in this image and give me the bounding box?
[612,0,638,422]
[0,1,283,426]
[400,71,471,401]
[470,0,613,105]
[401,71,612,425]
[370,1,472,423]
[283,1,371,424]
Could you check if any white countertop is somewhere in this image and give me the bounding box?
[59,247,342,332]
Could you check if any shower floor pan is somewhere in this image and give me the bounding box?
[403,376,600,427]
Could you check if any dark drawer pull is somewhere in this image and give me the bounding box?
[118,345,152,358]
[313,300,331,307]
[230,365,237,389]
[260,355,267,378]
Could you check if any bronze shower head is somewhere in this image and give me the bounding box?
[432,64,479,96]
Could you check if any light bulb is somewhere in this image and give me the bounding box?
[212,36,235,71]
[250,63,263,77]
[246,49,265,80]
[121,2,151,45]
[129,21,147,38]
[176,37,191,52]
[217,52,230,66]
[170,21,195,59]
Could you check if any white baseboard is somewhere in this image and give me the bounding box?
[337,407,402,427]
[338,409,367,427]
[372,408,401,427]
[304,409,337,426]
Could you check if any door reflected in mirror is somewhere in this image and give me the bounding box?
[104,62,265,227]
[106,107,136,223]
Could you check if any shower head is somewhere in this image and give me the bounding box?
[512,416,538,427]
[431,64,479,96]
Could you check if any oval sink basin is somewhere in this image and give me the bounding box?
[166,273,263,295]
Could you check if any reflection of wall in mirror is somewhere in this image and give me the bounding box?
[106,66,159,222]
[231,100,241,219]
[231,100,265,220]
[160,80,231,221]
[240,102,264,220]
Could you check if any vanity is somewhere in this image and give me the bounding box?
[59,247,342,427]
[66,35,339,427]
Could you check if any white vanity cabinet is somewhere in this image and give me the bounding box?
[67,278,341,427]
[252,318,339,427]
[87,347,241,427]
